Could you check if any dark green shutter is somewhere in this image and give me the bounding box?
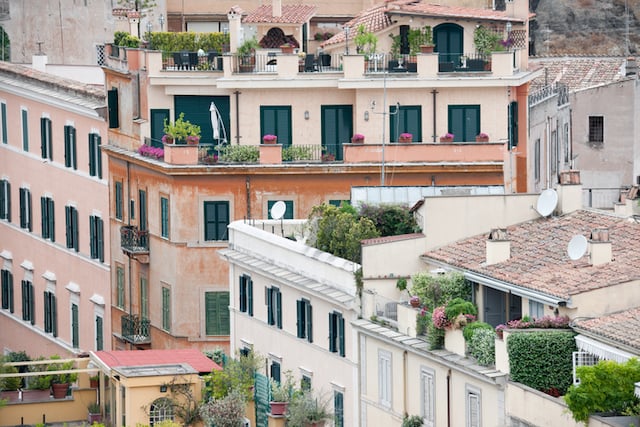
[48,198,55,242]
[72,303,79,347]
[29,283,34,324]
[260,106,292,147]
[108,88,119,128]
[115,182,123,220]
[71,128,77,169]
[97,217,104,262]
[390,106,422,142]
[52,294,57,337]
[90,215,96,258]
[139,190,147,231]
[329,313,336,352]
[270,361,281,383]
[174,96,231,146]
[296,300,303,338]
[267,287,274,325]
[95,135,102,178]
[150,109,170,147]
[1,103,7,144]
[321,105,352,161]
[96,316,103,350]
[88,135,96,176]
[339,315,345,356]
[219,292,230,335]
[22,109,28,151]
[307,303,313,343]
[239,276,247,312]
[161,197,168,237]
[44,292,49,332]
[65,206,72,248]
[276,289,282,329]
[205,291,230,335]
[40,118,47,158]
[334,391,344,427]
[40,197,47,238]
[162,287,170,331]
[248,278,253,316]
[72,208,78,251]
[509,101,519,148]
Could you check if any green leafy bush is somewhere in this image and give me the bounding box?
[444,297,477,321]
[203,351,262,401]
[507,331,576,396]
[410,271,470,311]
[467,328,496,366]
[426,321,444,350]
[216,145,259,163]
[282,145,315,161]
[463,321,494,342]
[358,203,419,236]
[564,358,640,423]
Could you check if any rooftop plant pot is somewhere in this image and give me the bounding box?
[52,382,70,399]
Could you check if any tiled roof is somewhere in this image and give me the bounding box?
[323,0,523,47]
[573,307,640,353]
[422,210,640,301]
[529,56,628,93]
[243,4,317,24]
[94,349,221,373]
[362,232,424,246]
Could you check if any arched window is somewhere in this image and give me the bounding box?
[149,397,174,426]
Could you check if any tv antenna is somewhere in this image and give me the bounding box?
[535,188,558,217]
[567,234,588,260]
[270,201,286,236]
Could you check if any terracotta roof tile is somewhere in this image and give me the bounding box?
[529,56,628,92]
[362,232,424,246]
[244,4,317,25]
[574,308,640,353]
[423,210,640,301]
[94,349,221,373]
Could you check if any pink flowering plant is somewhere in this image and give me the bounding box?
[477,132,489,138]
[262,134,277,143]
[138,145,164,160]
[443,132,454,139]
[351,133,365,143]
[400,132,413,139]
[432,306,450,329]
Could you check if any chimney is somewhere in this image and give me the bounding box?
[589,227,612,266]
[486,228,510,265]
[557,170,582,214]
[626,57,637,77]
[32,41,47,73]
[272,0,282,17]
[227,6,243,53]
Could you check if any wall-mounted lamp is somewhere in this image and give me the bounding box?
[158,14,165,31]
[160,385,167,392]
[364,111,369,121]
[304,110,309,120]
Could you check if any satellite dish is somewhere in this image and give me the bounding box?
[270,201,286,220]
[567,234,588,260]
[536,189,558,217]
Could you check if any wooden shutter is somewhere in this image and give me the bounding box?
[509,101,519,148]
[51,293,57,337]
[64,126,72,167]
[162,287,170,331]
[307,303,313,343]
[108,88,119,128]
[65,206,72,248]
[8,271,13,313]
[329,313,336,352]
[95,135,102,178]
[41,197,47,238]
[72,303,79,348]
[97,217,104,262]
[96,316,103,350]
[296,300,304,338]
[339,315,345,356]
[270,361,281,383]
[139,190,147,231]
[1,270,8,309]
[1,103,6,144]
[247,277,253,316]
[334,391,344,427]
[89,215,96,258]
[88,134,96,176]
[48,198,55,242]
[267,287,274,325]
[239,276,247,313]
[276,289,282,329]
[40,118,47,158]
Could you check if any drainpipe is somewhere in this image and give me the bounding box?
[246,176,251,219]
[126,160,133,349]
[447,369,451,427]
[403,350,408,418]
[431,89,438,142]
[234,91,241,144]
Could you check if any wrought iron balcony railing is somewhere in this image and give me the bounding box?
[121,314,151,344]
[121,225,149,255]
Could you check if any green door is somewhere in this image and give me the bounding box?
[390,105,422,142]
[321,105,352,161]
[174,95,231,145]
[434,23,463,67]
[448,105,480,142]
[150,109,169,147]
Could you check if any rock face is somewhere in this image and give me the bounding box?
[530,0,640,55]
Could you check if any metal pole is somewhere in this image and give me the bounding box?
[381,72,387,186]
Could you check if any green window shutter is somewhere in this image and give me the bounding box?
[239,275,247,313]
[160,197,169,238]
[329,313,336,352]
[96,316,103,351]
[22,109,28,151]
[276,289,282,329]
[44,292,50,332]
[64,126,70,166]
[71,128,77,169]
[267,287,274,325]
[97,217,104,262]
[72,208,78,251]
[247,277,253,316]
[270,361,281,383]
[29,283,35,325]
[339,315,345,356]
[117,266,124,308]
[296,300,304,338]
[115,182,123,220]
[1,270,7,309]
[88,134,96,176]
[40,197,47,238]
[40,118,47,158]
[334,391,344,427]
[52,294,57,337]
[260,106,292,147]
[205,291,230,335]
[307,303,313,343]
[89,215,96,258]
[108,88,119,128]
[1,103,7,144]
[448,105,480,142]
[204,201,229,241]
[65,206,72,248]
[150,109,170,147]
[162,287,171,331]
[390,106,422,142]
[8,271,13,313]
[72,303,79,348]
[95,135,102,178]
[139,190,147,231]
[509,101,519,148]
[48,198,55,242]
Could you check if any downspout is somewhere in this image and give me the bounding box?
[246,176,251,219]
[403,350,408,418]
[126,160,133,349]
[234,91,241,145]
[431,89,438,142]
[447,369,451,427]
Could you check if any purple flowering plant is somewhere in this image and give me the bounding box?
[138,145,164,160]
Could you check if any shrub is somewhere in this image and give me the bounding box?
[507,331,576,396]
[410,271,470,311]
[467,328,496,366]
[138,145,164,160]
[282,145,314,161]
[416,308,430,335]
[216,145,259,163]
[199,390,246,427]
[444,298,477,322]
[358,203,419,236]
[286,390,333,427]
[463,321,494,342]
[427,320,444,350]
[203,351,262,401]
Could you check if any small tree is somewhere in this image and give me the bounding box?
[200,390,247,427]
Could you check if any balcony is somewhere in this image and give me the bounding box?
[120,225,149,263]
[121,313,151,345]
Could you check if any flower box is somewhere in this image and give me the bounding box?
[440,133,454,143]
[475,133,489,142]
[262,134,278,144]
[351,133,365,144]
[163,143,199,165]
[399,133,413,143]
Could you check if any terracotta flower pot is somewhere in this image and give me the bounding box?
[52,383,69,399]
[270,401,288,416]
[440,136,453,143]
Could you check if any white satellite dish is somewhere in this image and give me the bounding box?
[536,188,558,217]
[567,234,588,260]
[270,201,287,220]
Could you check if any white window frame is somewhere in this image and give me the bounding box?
[466,385,481,427]
[420,366,435,427]
[378,349,392,408]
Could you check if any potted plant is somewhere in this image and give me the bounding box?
[0,361,22,403]
[409,295,421,308]
[163,112,201,145]
[48,356,77,399]
[280,42,295,54]
[396,277,408,292]
[408,26,433,54]
[351,133,365,144]
[473,25,504,56]
[399,132,413,143]
[402,414,425,427]
[262,134,278,144]
[88,402,102,423]
[24,359,52,401]
[354,24,378,59]
[476,132,489,142]
[89,374,100,388]
[440,132,454,142]
[238,37,259,72]
[286,389,333,427]
[270,370,295,416]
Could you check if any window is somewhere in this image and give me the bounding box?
[160,196,169,238]
[378,349,392,407]
[204,201,229,241]
[239,274,253,316]
[149,397,174,426]
[301,375,311,391]
[563,122,570,163]
[19,188,31,231]
[71,303,79,348]
[44,290,57,335]
[466,386,481,427]
[140,276,149,320]
[260,106,292,147]
[40,196,55,241]
[0,179,10,221]
[1,269,13,312]
[270,360,281,383]
[205,291,230,335]
[89,215,104,261]
[64,125,77,169]
[329,311,345,356]
[162,286,171,331]
[550,129,557,176]
[21,280,34,324]
[329,200,350,208]
[390,105,422,142]
[334,391,344,427]
[508,101,519,148]
[448,105,480,143]
[115,181,123,220]
[421,367,435,427]
[88,133,102,178]
[589,116,604,144]
[40,117,52,160]
[65,205,79,251]
[266,286,282,328]
[267,200,294,219]
[96,315,104,351]
[21,109,28,151]
[139,189,147,231]
[529,300,544,319]
[1,102,7,144]
[534,139,541,182]
[296,298,313,342]
[107,88,119,129]
[116,264,125,308]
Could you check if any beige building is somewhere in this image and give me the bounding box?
[0,60,111,357]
